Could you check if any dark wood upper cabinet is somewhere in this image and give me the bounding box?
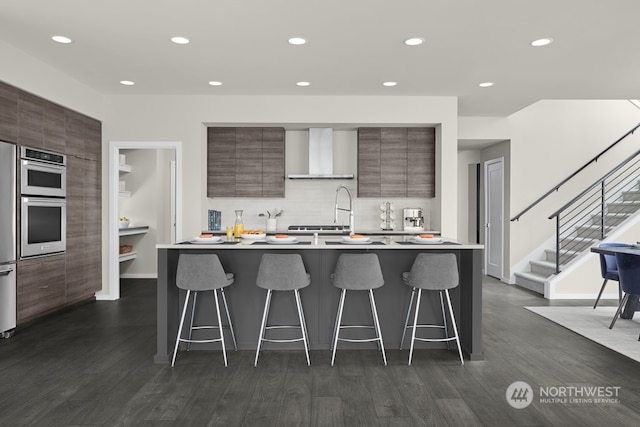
[17,91,44,149]
[407,127,435,198]
[358,127,435,198]
[207,127,285,198]
[0,81,18,143]
[43,101,66,154]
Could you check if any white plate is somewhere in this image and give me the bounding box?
[410,238,444,245]
[267,236,297,243]
[340,240,373,245]
[241,233,266,240]
[342,236,370,242]
[190,239,224,245]
[267,240,299,245]
[192,236,222,243]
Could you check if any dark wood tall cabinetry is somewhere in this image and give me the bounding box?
[357,127,435,198]
[0,80,102,324]
[207,127,285,198]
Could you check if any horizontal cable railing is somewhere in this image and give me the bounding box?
[548,148,640,273]
[511,123,640,222]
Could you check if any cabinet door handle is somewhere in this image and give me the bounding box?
[40,285,49,289]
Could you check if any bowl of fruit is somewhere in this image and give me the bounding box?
[119,217,130,229]
[241,229,266,240]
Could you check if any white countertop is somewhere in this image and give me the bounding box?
[158,235,483,250]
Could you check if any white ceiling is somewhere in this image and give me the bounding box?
[1,0,639,117]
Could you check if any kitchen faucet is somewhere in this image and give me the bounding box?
[334,184,354,232]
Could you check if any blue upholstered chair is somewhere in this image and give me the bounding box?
[594,243,628,309]
[610,252,640,340]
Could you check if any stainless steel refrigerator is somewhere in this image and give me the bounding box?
[0,141,16,338]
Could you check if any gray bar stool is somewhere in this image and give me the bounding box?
[171,254,237,367]
[330,253,387,366]
[255,253,311,367]
[400,253,463,365]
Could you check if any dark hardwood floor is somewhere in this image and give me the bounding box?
[0,276,639,426]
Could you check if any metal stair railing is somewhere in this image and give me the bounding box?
[548,148,640,273]
[511,123,640,222]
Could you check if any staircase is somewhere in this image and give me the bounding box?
[514,183,640,294]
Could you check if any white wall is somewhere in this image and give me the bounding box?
[508,100,640,273]
[0,41,104,119]
[100,95,458,297]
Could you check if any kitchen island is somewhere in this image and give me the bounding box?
[155,236,484,363]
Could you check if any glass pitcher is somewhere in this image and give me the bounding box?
[233,210,244,238]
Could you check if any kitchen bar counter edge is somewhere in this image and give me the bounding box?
[155,238,484,364]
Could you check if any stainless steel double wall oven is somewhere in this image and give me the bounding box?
[20,147,67,258]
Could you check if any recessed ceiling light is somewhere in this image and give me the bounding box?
[288,37,306,45]
[478,82,494,88]
[531,38,553,47]
[382,81,397,87]
[51,35,72,44]
[208,81,223,86]
[120,80,135,86]
[404,37,424,46]
[171,36,190,45]
[296,81,310,87]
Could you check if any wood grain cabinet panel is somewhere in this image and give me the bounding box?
[207,127,237,197]
[17,257,66,323]
[357,128,382,197]
[407,127,435,197]
[43,101,66,154]
[17,91,44,149]
[4,80,102,324]
[0,81,18,143]
[236,128,263,197]
[262,128,285,197]
[381,128,408,197]
[207,127,285,197]
[357,127,435,198]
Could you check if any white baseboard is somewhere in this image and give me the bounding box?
[119,273,157,279]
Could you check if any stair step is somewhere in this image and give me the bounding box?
[606,200,640,214]
[576,224,614,238]
[530,259,560,276]
[544,248,580,264]
[591,212,631,226]
[514,271,545,295]
[622,190,640,201]
[558,236,599,254]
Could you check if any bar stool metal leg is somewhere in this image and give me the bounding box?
[368,289,387,366]
[331,289,347,366]
[213,289,228,367]
[294,289,311,366]
[444,289,464,365]
[439,291,451,350]
[220,288,237,351]
[400,287,416,350]
[187,291,198,351]
[172,290,192,367]
[408,288,422,366]
[255,289,273,367]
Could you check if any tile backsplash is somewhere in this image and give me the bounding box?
[205,179,432,232]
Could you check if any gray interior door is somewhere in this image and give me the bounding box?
[485,158,503,279]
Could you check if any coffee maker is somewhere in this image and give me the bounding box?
[403,208,424,231]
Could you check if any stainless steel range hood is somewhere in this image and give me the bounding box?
[288,128,354,179]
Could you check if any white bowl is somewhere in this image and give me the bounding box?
[119,221,130,229]
[193,235,222,243]
[267,236,297,243]
[342,235,370,242]
[241,233,266,240]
